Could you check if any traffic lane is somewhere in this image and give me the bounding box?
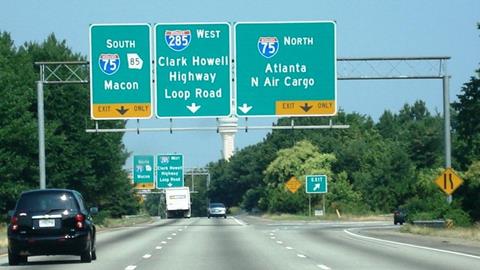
[268,225,480,270]
[0,218,196,269]
[136,216,321,270]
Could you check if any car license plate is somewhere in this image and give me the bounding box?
[39,219,55,228]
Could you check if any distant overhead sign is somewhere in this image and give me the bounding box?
[435,168,463,195]
[306,175,327,193]
[155,23,232,118]
[234,21,337,117]
[156,154,184,189]
[285,176,302,193]
[89,23,152,119]
[133,155,155,189]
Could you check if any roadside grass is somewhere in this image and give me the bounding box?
[1,223,7,250]
[96,215,154,231]
[262,213,391,222]
[400,223,480,241]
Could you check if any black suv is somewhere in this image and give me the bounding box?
[7,189,98,265]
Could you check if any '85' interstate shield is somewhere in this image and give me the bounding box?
[165,30,192,51]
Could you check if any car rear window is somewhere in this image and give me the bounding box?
[16,192,78,212]
[210,203,225,208]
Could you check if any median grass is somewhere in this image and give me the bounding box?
[400,223,480,241]
[0,223,7,250]
[262,213,391,222]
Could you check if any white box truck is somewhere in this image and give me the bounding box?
[165,187,191,218]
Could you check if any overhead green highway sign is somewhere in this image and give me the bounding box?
[133,155,155,189]
[306,175,328,193]
[89,23,152,119]
[234,21,337,117]
[156,154,184,188]
[155,23,232,118]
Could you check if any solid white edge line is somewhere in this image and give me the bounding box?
[125,265,137,270]
[232,216,246,226]
[317,264,331,270]
[344,229,480,260]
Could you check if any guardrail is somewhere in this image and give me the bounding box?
[412,219,447,228]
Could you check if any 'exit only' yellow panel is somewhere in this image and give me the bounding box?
[92,103,151,119]
[275,100,336,115]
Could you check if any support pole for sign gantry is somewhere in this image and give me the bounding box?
[443,75,452,204]
[37,81,46,190]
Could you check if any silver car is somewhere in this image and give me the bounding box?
[208,203,227,219]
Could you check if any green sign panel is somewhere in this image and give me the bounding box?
[90,24,152,119]
[155,23,232,118]
[234,21,336,117]
[156,154,184,188]
[306,175,328,193]
[133,155,155,189]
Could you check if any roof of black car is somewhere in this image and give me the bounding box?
[21,189,77,195]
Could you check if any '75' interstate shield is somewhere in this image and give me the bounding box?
[258,37,279,58]
[165,30,191,51]
[98,53,120,75]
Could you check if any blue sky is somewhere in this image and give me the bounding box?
[1,0,479,169]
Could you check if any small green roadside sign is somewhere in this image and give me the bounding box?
[156,154,184,188]
[234,21,336,117]
[155,23,232,118]
[133,155,155,189]
[306,175,328,193]
[89,23,153,119]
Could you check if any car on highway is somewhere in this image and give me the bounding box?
[7,189,98,265]
[208,203,227,219]
[393,209,406,225]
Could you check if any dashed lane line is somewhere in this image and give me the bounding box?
[286,246,294,250]
[155,246,162,250]
[142,254,152,259]
[276,241,283,244]
[125,265,137,270]
[297,254,307,258]
[317,264,331,270]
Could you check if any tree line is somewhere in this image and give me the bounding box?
[0,32,139,220]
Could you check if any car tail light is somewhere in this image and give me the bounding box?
[75,214,85,229]
[11,216,19,231]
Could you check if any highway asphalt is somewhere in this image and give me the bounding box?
[1,216,479,270]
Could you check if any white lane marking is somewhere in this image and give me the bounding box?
[178,229,183,232]
[317,264,331,270]
[344,229,480,260]
[142,254,152,259]
[297,254,307,258]
[286,246,294,250]
[232,216,247,226]
[270,236,276,239]
[155,246,162,250]
[167,237,172,240]
[269,233,275,236]
[276,241,283,244]
[172,233,177,236]
[161,241,167,244]
[125,266,137,270]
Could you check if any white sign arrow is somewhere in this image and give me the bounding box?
[127,53,143,69]
[313,183,321,191]
[187,103,201,113]
[238,103,253,114]
[168,183,173,187]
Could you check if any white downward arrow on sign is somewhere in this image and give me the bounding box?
[187,103,201,113]
[238,103,253,114]
[168,183,173,187]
